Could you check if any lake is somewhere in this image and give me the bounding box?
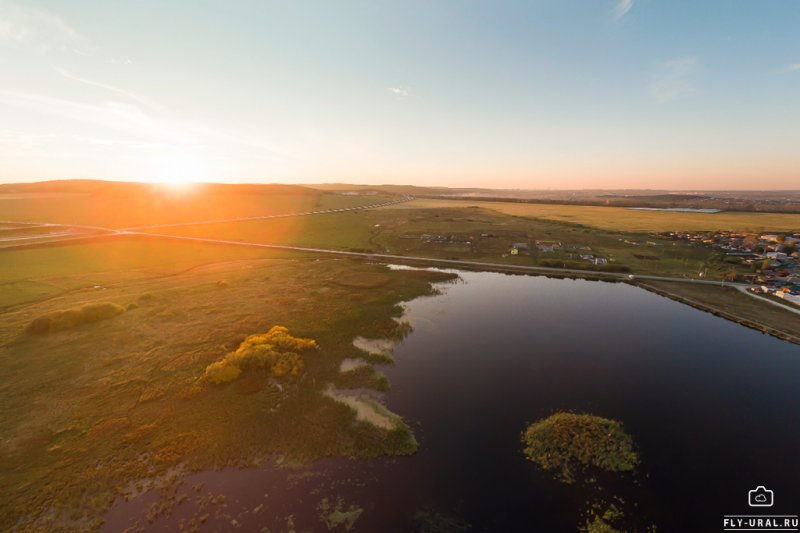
[104,269,800,532]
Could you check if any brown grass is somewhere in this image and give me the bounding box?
[392,199,800,232]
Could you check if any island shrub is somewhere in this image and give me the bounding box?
[26,302,126,334]
[522,412,639,483]
[203,326,317,384]
[581,504,625,533]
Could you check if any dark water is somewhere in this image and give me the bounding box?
[104,270,800,532]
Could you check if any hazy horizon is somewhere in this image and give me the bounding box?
[1,1,798,189]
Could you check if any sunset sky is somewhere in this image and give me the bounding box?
[0,0,798,189]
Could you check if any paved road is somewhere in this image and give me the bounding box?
[121,196,412,230]
[124,230,755,289]
[734,285,800,316]
[0,196,780,292]
[0,196,411,237]
[0,196,411,249]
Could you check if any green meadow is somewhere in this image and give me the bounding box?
[143,205,744,280]
[0,239,277,308]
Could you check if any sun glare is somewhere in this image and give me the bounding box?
[145,151,206,189]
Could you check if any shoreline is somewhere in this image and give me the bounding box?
[636,282,800,346]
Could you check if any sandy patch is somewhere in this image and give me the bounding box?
[339,358,368,373]
[324,387,401,430]
[352,336,398,356]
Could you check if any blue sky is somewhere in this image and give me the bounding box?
[0,0,798,189]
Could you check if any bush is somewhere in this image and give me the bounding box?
[204,360,242,384]
[26,303,126,335]
[522,412,639,483]
[203,326,317,384]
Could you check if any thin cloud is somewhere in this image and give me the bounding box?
[54,67,162,111]
[780,63,800,73]
[613,0,634,21]
[0,90,185,143]
[0,1,92,54]
[388,87,410,98]
[650,56,698,103]
[0,87,287,158]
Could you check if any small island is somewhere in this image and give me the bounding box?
[522,412,639,484]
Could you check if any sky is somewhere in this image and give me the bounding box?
[0,0,798,190]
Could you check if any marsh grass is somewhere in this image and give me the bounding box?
[0,243,454,531]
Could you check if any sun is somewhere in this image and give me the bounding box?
[144,150,207,189]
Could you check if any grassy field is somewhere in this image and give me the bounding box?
[0,239,453,531]
[141,206,741,280]
[392,199,800,232]
[1,185,797,530]
[0,184,392,228]
[0,239,286,308]
[140,211,381,251]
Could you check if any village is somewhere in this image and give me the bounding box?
[396,226,800,309]
[661,230,800,306]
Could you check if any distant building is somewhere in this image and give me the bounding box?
[536,240,561,253]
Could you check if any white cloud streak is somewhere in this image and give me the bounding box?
[612,0,634,21]
[54,67,163,111]
[0,1,92,54]
[650,56,698,103]
[780,63,800,73]
[0,85,288,162]
[0,90,185,142]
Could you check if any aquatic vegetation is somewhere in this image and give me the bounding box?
[203,326,317,384]
[411,506,471,533]
[522,412,639,483]
[317,497,363,531]
[582,503,625,533]
[26,302,126,334]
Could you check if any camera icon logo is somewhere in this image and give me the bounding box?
[748,486,774,507]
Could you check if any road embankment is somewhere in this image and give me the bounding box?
[637,281,800,346]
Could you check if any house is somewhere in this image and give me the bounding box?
[784,294,800,306]
[536,240,561,253]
